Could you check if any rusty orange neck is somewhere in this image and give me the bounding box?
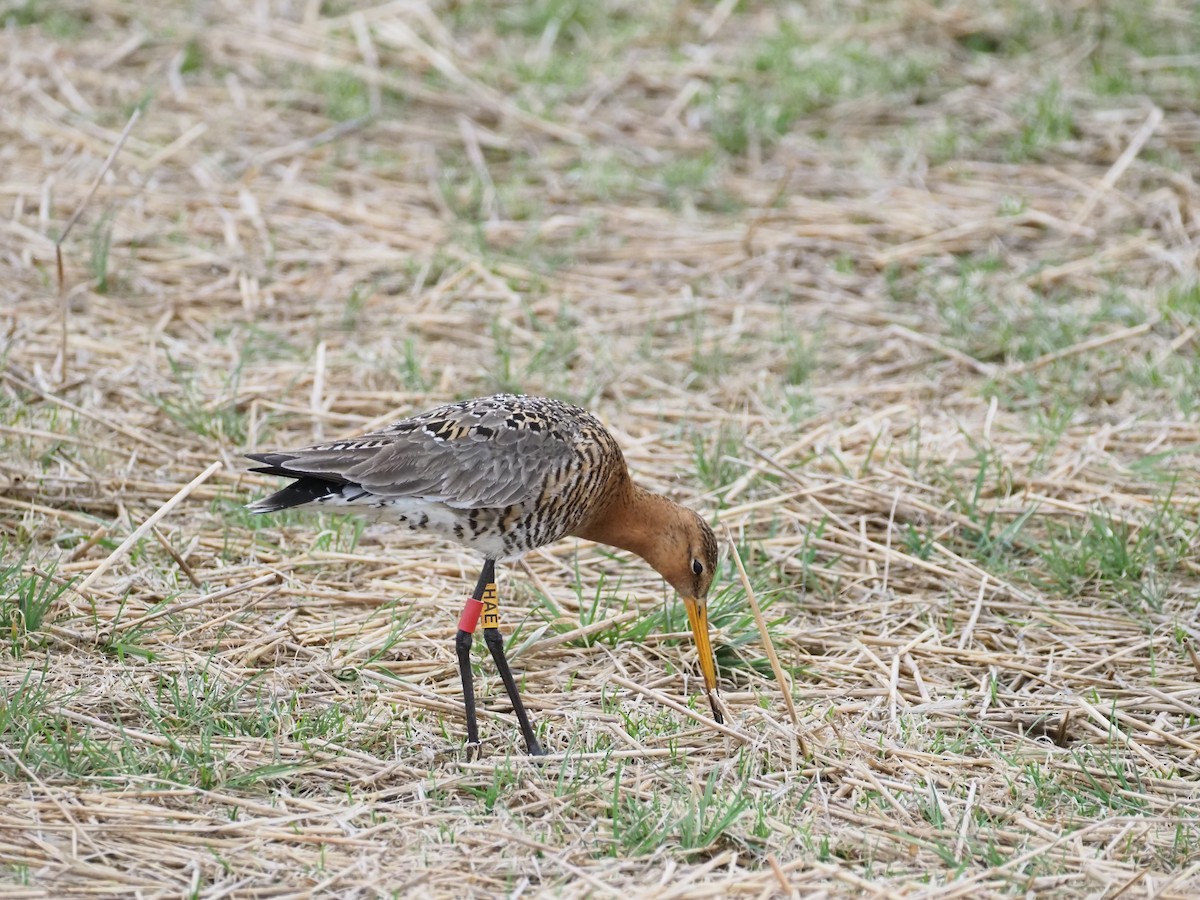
[573,481,687,573]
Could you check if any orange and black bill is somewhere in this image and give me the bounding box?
[683,596,723,724]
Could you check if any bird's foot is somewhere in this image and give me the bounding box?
[526,739,547,758]
[463,740,483,761]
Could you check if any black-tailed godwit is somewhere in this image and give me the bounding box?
[246,393,722,755]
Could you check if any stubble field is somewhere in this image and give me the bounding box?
[2,1,1199,896]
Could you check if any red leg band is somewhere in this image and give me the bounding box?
[458,597,484,633]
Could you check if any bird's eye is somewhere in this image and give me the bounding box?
[692,559,704,576]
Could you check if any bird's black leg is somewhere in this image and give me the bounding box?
[483,628,545,757]
[454,560,494,756]
[455,560,544,756]
[454,628,480,752]
[479,567,545,757]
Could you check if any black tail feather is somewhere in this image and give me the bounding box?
[243,451,307,480]
[247,475,344,513]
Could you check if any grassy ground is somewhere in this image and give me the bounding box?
[3,0,1200,895]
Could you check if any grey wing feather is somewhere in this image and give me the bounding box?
[263,420,574,509]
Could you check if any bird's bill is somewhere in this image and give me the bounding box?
[683,596,724,725]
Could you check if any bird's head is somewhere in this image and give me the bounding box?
[658,507,719,603]
[653,507,723,724]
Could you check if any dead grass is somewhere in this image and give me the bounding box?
[2,0,1199,896]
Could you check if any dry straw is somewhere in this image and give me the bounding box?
[2,0,1199,897]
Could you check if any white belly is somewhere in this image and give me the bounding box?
[316,492,521,559]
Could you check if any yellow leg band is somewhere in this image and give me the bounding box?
[481,582,500,629]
